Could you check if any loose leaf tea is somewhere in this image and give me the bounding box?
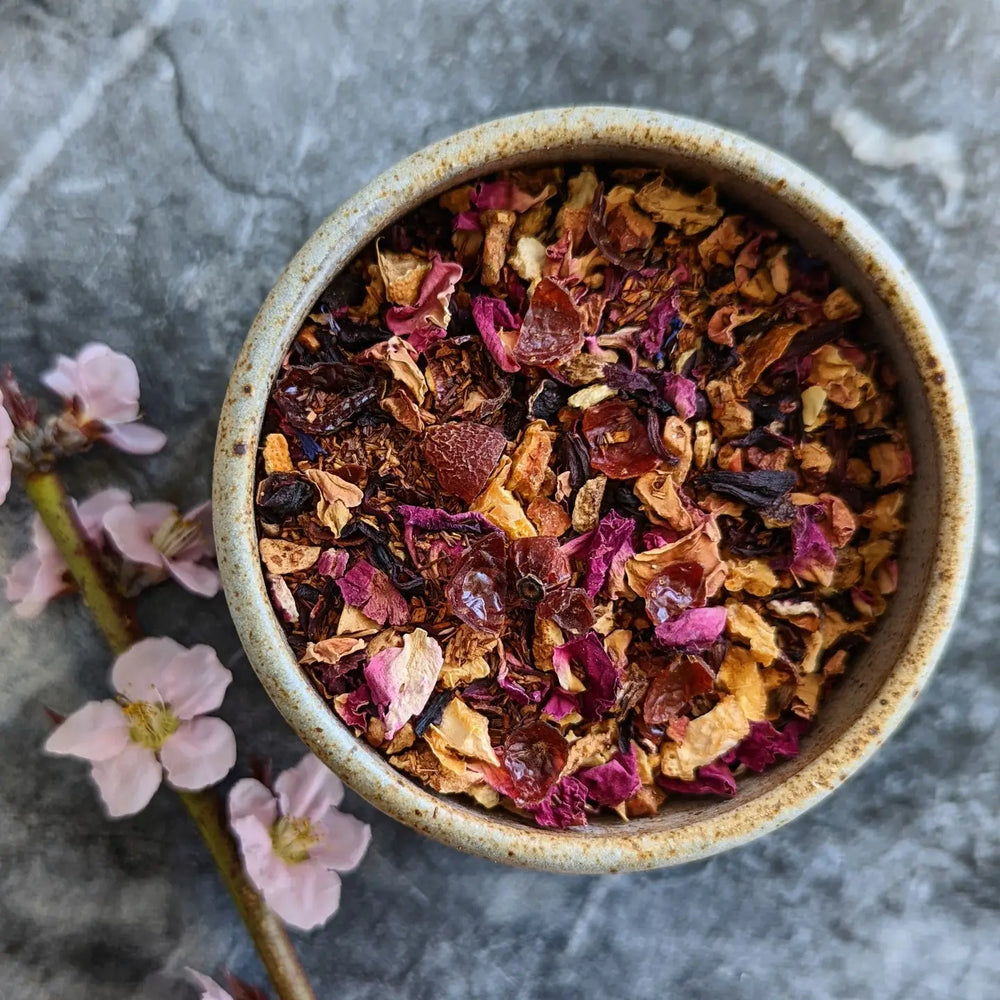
[255,164,912,829]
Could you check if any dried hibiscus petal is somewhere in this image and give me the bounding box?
[423,422,507,503]
[446,532,508,635]
[582,399,658,480]
[512,278,585,366]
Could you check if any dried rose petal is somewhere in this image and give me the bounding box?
[446,533,508,635]
[512,278,585,366]
[423,422,507,503]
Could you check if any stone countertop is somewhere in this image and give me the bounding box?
[1,2,997,998]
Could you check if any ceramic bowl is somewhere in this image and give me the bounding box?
[213,106,976,874]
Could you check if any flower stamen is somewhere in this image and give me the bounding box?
[270,815,321,864]
[122,700,180,749]
[151,512,202,560]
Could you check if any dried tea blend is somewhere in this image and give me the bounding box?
[255,165,911,829]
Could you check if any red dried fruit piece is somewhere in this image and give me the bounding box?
[501,719,569,805]
[512,277,585,366]
[582,399,658,480]
[423,422,507,502]
[446,533,508,635]
[644,561,707,624]
[537,586,594,634]
[642,655,715,724]
[511,536,571,597]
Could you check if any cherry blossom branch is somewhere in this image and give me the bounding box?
[22,467,316,1000]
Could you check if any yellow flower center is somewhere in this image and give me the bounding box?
[151,512,202,559]
[121,700,180,749]
[270,815,321,864]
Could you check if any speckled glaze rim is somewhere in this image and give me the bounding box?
[213,107,976,874]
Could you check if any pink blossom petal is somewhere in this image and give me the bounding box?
[103,503,168,568]
[167,559,221,598]
[185,969,234,1000]
[90,742,162,817]
[261,858,342,931]
[44,699,129,761]
[113,639,232,718]
[39,356,79,402]
[228,777,279,839]
[275,753,345,822]
[182,501,215,559]
[111,636,187,701]
[160,717,236,790]
[310,810,371,872]
[73,343,141,424]
[0,399,12,505]
[76,487,132,541]
[5,547,68,618]
[102,421,167,454]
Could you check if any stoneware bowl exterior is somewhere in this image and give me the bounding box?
[213,106,976,874]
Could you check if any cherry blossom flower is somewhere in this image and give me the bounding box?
[185,970,234,1000]
[0,390,13,505]
[45,637,236,817]
[5,487,130,618]
[42,342,166,454]
[228,753,371,931]
[103,499,219,597]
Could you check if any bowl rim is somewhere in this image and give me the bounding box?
[213,105,976,874]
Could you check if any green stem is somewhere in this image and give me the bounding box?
[23,470,316,1000]
[24,471,142,655]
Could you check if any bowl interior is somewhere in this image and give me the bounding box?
[214,109,973,872]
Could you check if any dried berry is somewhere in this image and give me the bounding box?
[256,473,317,523]
[423,422,507,503]
[582,399,658,479]
[512,278,585,366]
[501,720,569,805]
[643,656,715,723]
[446,533,508,635]
[644,561,707,623]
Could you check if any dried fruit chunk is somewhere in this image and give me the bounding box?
[512,278,585,366]
[581,400,658,480]
[643,655,715,724]
[446,533,509,635]
[501,720,569,805]
[423,422,507,503]
[507,420,555,501]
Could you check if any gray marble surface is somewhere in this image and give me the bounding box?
[1,1,998,998]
